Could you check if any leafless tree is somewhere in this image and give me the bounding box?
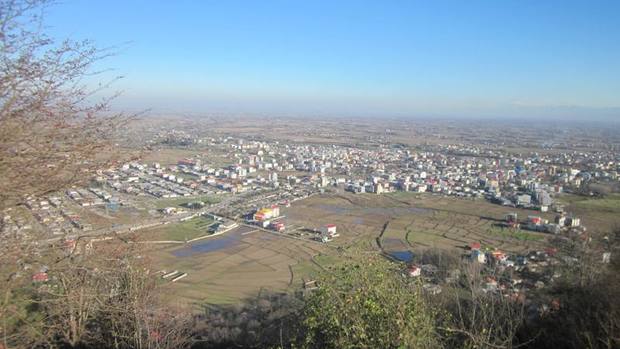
[37,240,193,349]
[0,0,130,212]
[528,227,620,349]
[0,2,187,348]
[95,240,193,349]
[0,0,130,344]
[439,262,526,349]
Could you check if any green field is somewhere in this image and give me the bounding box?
[154,194,223,209]
[486,226,545,242]
[573,194,620,213]
[557,193,620,233]
[147,216,215,241]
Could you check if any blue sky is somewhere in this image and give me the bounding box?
[46,0,620,119]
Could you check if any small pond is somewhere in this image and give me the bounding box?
[172,231,242,257]
[388,250,415,263]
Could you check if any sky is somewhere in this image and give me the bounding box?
[46,0,620,119]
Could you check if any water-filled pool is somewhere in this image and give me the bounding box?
[388,250,415,263]
[171,229,245,257]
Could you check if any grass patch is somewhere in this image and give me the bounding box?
[291,261,321,281]
[486,226,544,242]
[572,194,620,213]
[313,253,341,268]
[158,216,215,241]
[196,289,243,305]
[407,229,447,243]
[385,191,424,200]
[154,194,223,209]
[556,193,589,205]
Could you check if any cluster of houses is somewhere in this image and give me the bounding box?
[134,122,620,214]
[192,138,618,212]
[100,162,207,198]
[72,134,618,231]
[248,204,286,232]
[245,201,339,242]
[5,130,618,287]
[23,195,91,235]
[0,209,33,237]
[463,242,576,295]
[19,187,129,236]
[5,130,615,249]
[404,240,578,299]
[502,212,584,235]
[4,129,616,246]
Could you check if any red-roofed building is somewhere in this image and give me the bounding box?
[491,250,507,262]
[321,224,337,236]
[320,224,339,239]
[407,265,421,277]
[32,272,48,283]
[63,239,77,253]
[270,221,285,232]
[544,247,558,256]
[178,158,197,167]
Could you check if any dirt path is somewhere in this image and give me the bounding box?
[376,220,391,251]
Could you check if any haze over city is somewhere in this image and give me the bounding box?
[2,1,620,348]
[46,0,620,119]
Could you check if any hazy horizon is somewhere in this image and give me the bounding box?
[47,0,620,120]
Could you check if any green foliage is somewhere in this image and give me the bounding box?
[1,286,46,347]
[297,252,439,349]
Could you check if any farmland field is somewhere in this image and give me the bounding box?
[139,225,328,306]
[142,216,216,241]
[284,192,552,256]
[572,194,620,212]
[134,191,618,307]
[557,193,620,233]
